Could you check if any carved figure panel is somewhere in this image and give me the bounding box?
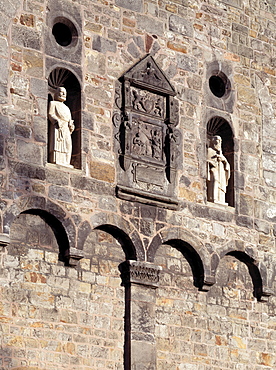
[130,119,165,162]
[131,87,165,118]
[114,55,180,208]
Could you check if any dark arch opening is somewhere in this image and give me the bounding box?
[48,68,81,169]
[163,239,205,289]
[207,116,234,207]
[226,251,263,301]
[22,209,70,263]
[94,225,137,260]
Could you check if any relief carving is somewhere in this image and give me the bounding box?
[114,55,180,208]
[132,121,164,161]
[131,87,164,118]
[119,260,161,288]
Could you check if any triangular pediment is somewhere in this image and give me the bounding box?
[123,55,176,96]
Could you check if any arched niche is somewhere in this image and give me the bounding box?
[94,224,137,260]
[213,251,263,301]
[9,209,70,262]
[153,239,205,290]
[227,251,263,301]
[48,67,81,169]
[207,116,234,207]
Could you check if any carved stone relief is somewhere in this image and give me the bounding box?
[119,260,161,288]
[114,55,180,208]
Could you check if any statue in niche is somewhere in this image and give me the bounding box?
[48,87,75,167]
[207,135,230,205]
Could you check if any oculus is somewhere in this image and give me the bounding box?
[209,72,230,98]
[52,17,78,47]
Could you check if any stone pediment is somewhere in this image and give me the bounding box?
[122,55,176,96]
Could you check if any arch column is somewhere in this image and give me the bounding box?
[119,260,162,370]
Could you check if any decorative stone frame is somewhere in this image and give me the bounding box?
[45,0,82,65]
[205,61,235,114]
[114,55,181,209]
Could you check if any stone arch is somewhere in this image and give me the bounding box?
[89,212,145,261]
[3,196,76,262]
[147,227,218,291]
[216,247,269,301]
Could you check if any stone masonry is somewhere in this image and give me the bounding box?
[0,0,276,369]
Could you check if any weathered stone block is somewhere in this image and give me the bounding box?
[48,185,73,203]
[169,15,193,37]
[15,125,32,139]
[9,161,46,180]
[11,25,41,50]
[177,55,198,73]
[92,35,117,53]
[0,58,8,85]
[177,87,200,105]
[89,161,115,183]
[46,168,69,186]
[23,49,43,77]
[16,140,43,165]
[127,42,140,58]
[137,14,164,35]
[239,194,254,216]
[33,116,47,143]
[115,0,143,12]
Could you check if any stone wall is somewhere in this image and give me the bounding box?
[0,0,276,369]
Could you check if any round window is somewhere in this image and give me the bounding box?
[209,72,230,98]
[52,18,78,47]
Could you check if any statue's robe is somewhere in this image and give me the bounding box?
[207,147,230,204]
[48,100,74,166]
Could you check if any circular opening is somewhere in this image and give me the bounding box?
[209,75,227,98]
[52,22,73,47]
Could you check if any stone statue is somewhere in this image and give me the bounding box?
[48,87,75,167]
[207,135,230,205]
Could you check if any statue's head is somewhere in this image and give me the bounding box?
[54,87,67,102]
[211,135,222,151]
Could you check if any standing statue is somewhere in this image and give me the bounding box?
[48,87,75,167]
[207,135,230,205]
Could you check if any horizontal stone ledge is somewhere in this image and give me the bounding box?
[116,185,179,210]
[0,233,10,247]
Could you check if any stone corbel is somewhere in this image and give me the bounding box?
[119,260,162,288]
[0,233,10,248]
[200,276,216,292]
[65,247,84,267]
[259,288,273,303]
